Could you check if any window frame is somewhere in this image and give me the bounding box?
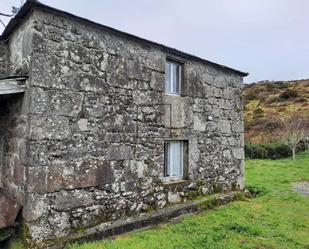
[165,59,184,96]
[164,140,188,181]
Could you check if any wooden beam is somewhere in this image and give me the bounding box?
[0,77,26,95]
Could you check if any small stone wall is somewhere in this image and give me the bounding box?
[51,191,248,248]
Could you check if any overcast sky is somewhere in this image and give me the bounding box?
[1,0,308,83]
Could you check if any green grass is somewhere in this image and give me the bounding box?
[7,239,25,249]
[68,152,309,249]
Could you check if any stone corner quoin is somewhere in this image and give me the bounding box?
[0,1,246,247]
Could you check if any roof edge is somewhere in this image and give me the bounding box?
[0,0,249,77]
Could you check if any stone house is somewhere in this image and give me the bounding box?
[0,0,248,247]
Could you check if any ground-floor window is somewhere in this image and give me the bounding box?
[164,140,188,179]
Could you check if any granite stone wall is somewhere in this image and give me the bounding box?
[0,14,32,231]
[7,14,32,76]
[0,94,27,229]
[0,42,7,77]
[3,9,244,247]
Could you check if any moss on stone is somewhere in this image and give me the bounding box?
[197,198,218,210]
[7,239,25,249]
[233,192,247,201]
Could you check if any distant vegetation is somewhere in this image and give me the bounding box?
[243,79,309,158]
[244,79,309,144]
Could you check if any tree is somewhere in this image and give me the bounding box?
[281,114,307,160]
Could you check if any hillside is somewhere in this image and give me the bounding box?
[243,79,309,144]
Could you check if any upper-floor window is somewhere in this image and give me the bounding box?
[165,61,182,95]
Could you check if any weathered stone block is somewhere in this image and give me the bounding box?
[23,194,49,222]
[232,148,245,160]
[52,190,96,211]
[30,115,70,140]
[217,120,231,134]
[164,96,193,129]
[194,115,206,132]
[0,189,21,229]
[107,145,133,161]
[30,87,49,114]
[49,90,83,116]
[231,120,244,133]
[168,192,182,204]
[77,118,89,131]
[28,160,112,193]
[150,71,165,91]
[30,88,83,116]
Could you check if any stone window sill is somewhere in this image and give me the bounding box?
[161,178,187,185]
[165,92,181,97]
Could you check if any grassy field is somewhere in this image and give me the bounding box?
[67,152,309,249]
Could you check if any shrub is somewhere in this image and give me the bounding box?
[278,107,286,112]
[253,107,264,118]
[263,82,289,89]
[246,185,268,197]
[244,91,257,101]
[265,96,279,104]
[279,89,298,101]
[245,117,269,131]
[263,118,282,132]
[295,97,307,103]
[245,142,307,160]
[276,82,290,89]
[245,143,292,159]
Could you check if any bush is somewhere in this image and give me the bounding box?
[245,143,292,159]
[295,97,307,103]
[246,185,268,197]
[279,89,298,101]
[245,142,307,159]
[253,107,264,118]
[265,96,279,104]
[245,118,268,131]
[263,119,282,132]
[264,81,289,90]
[278,107,286,112]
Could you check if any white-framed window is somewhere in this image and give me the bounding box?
[164,141,185,179]
[165,61,182,95]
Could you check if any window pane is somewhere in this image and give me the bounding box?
[175,142,181,176]
[169,142,175,176]
[165,141,183,178]
[165,142,170,177]
[165,61,182,95]
[172,141,181,176]
[172,64,177,94]
[175,65,181,94]
[165,62,171,93]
